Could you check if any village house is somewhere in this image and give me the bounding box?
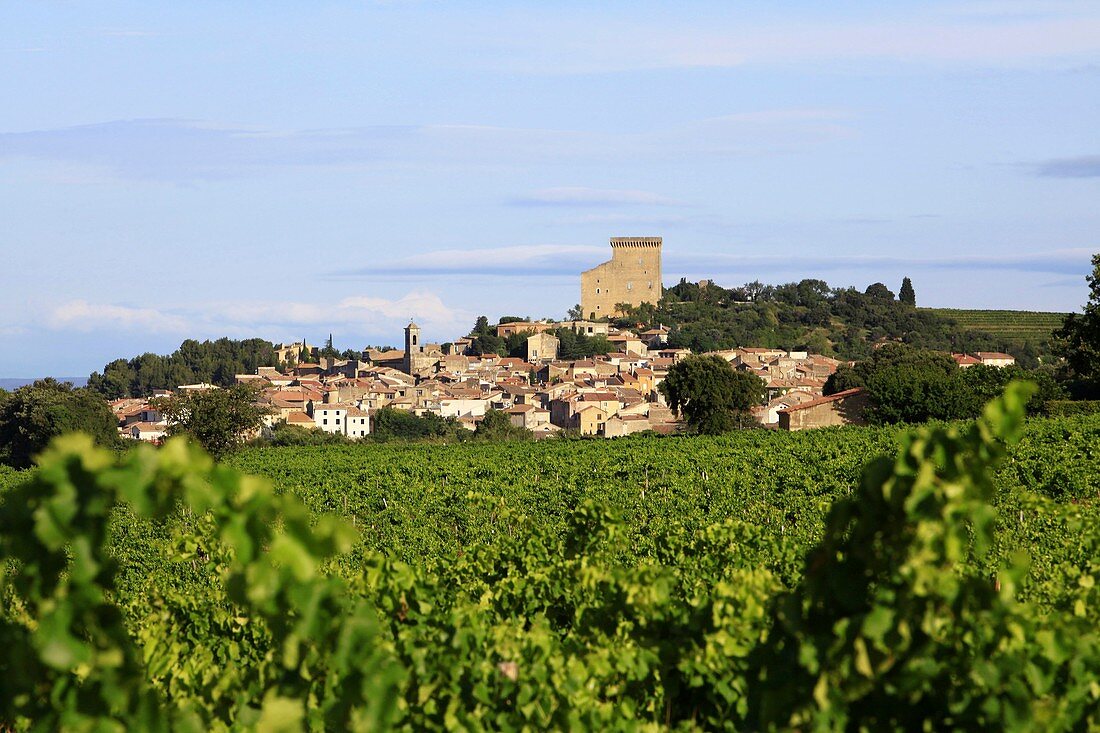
[973,352,1016,368]
[526,332,560,362]
[777,388,869,431]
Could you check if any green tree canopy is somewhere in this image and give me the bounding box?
[899,276,916,306]
[552,328,614,360]
[826,343,1060,423]
[864,282,896,300]
[87,337,281,399]
[474,409,532,441]
[370,407,466,442]
[152,384,268,459]
[0,378,119,467]
[1055,253,1100,398]
[659,355,764,434]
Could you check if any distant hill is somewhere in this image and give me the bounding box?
[927,309,1066,350]
[0,377,89,391]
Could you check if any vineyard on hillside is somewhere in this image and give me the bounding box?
[928,308,1066,351]
[2,386,1099,729]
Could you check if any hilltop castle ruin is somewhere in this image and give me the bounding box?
[580,237,663,320]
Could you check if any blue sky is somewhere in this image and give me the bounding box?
[2,1,1098,377]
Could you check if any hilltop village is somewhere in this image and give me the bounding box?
[110,237,1016,441]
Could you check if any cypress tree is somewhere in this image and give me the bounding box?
[899,276,916,306]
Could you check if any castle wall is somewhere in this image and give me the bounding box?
[580,237,662,320]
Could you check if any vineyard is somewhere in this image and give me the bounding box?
[2,384,1099,730]
[927,308,1066,348]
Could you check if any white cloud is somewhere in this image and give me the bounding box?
[47,300,190,333]
[43,291,472,343]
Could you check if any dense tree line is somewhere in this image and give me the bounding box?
[0,379,119,467]
[825,343,1063,424]
[87,338,282,398]
[614,276,1042,365]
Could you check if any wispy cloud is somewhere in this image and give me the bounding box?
[668,248,1094,278]
[43,291,472,342]
[329,245,1094,281]
[489,6,1100,74]
[511,187,684,208]
[0,112,853,183]
[333,244,604,278]
[1035,154,1100,177]
[0,119,417,181]
[47,301,191,333]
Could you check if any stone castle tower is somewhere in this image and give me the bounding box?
[580,237,662,320]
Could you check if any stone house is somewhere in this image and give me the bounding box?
[527,332,560,362]
[777,388,868,431]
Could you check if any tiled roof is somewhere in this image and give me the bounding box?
[778,388,865,413]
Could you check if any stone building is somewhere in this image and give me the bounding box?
[777,388,868,431]
[402,322,439,379]
[526,332,560,362]
[580,237,662,320]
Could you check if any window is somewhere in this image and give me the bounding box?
[626,282,633,290]
[336,418,341,425]
[323,419,328,425]
[596,288,600,294]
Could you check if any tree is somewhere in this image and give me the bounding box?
[152,384,268,459]
[659,355,764,434]
[504,330,535,358]
[474,409,531,441]
[319,334,340,359]
[899,276,916,306]
[471,316,492,336]
[1055,253,1100,397]
[370,408,465,442]
[0,379,119,468]
[87,338,280,398]
[566,303,584,321]
[865,282,896,300]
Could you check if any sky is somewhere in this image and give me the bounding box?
[1,1,1098,377]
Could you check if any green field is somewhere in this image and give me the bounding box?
[4,400,1100,729]
[928,308,1067,345]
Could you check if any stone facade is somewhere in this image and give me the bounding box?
[777,388,868,431]
[580,237,662,320]
[526,332,560,361]
[402,322,439,378]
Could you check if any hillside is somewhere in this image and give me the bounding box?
[928,308,1066,348]
[617,278,1049,365]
